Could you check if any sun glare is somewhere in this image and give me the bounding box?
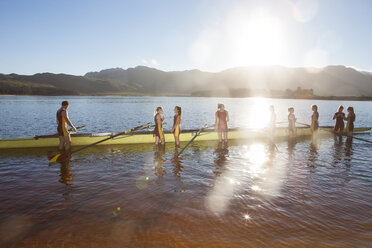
[227,10,286,66]
[246,98,270,129]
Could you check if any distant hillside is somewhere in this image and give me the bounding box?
[0,73,137,95]
[1,65,372,97]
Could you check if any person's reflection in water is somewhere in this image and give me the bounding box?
[54,151,73,200]
[213,142,229,176]
[344,137,353,166]
[287,139,296,162]
[267,143,276,166]
[333,134,344,166]
[57,151,72,185]
[172,147,184,177]
[154,145,166,178]
[307,141,319,168]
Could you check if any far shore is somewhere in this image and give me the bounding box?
[1,93,372,101]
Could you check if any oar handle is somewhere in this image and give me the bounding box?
[69,125,86,132]
[35,125,86,139]
[275,121,289,124]
[147,122,167,129]
[296,122,310,127]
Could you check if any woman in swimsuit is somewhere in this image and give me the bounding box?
[215,103,229,143]
[311,105,319,135]
[154,106,165,145]
[171,106,182,146]
[345,106,356,137]
[288,107,296,139]
[333,105,345,133]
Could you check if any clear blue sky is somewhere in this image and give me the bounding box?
[0,0,371,75]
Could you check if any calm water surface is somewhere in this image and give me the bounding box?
[0,96,371,247]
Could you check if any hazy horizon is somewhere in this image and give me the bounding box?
[1,64,371,77]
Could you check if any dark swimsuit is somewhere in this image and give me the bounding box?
[56,108,68,136]
[216,111,228,132]
[334,112,345,132]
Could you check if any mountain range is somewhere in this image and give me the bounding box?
[1,65,372,98]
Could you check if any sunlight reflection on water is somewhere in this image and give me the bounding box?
[206,142,289,214]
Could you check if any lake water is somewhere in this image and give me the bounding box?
[0,96,371,247]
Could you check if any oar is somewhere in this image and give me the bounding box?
[34,125,86,139]
[68,125,86,132]
[275,121,289,124]
[49,122,152,162]
[111,122,168,140]
[296,122,372,144]
[176,124,214,158]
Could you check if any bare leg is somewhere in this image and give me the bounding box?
[155,136,159,145]
[270,129,275,143]
[218,131,222,142]
[161,138,165,145]
[58,136,65,150]
[64,135,72,151]
[223,131,228,143]
[174,134,180,146]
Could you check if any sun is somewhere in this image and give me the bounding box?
[226,10,286,66]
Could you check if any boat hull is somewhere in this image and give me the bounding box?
[0,127,370,149]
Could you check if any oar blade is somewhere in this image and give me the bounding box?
[49,153,61,163]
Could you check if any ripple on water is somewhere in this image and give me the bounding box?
[0,138,372,246]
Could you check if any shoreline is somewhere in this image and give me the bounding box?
[1,93,372,101]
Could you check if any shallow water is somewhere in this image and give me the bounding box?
[1,95,371,138]
[0,96,371,247]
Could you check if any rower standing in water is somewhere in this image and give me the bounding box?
[311,105,319,135]
[154,106,165,145]
[333,105,345,133]
[288,107,296,139]
[345,106,356,136]
[171,106,182,147]
[56,101,76,151]
[215,103,229,143]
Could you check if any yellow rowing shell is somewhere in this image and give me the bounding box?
[0,127,370,149]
